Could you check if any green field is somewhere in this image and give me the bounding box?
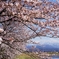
[14,53,40,59]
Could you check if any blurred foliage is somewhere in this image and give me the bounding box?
[0,47,9,59]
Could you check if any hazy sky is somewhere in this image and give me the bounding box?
[48,0,57,2]
[30,37,59,45]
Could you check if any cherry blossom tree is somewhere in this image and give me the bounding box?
[0,0,59,59]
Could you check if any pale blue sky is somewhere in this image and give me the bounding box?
[48,0,57,2]
[30,36,59,45]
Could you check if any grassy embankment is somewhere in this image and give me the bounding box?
[14,53,40,59]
